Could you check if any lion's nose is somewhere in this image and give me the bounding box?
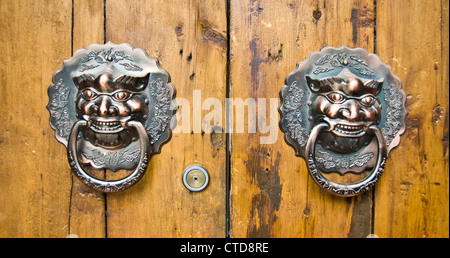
[340,100,361,121]
[108,106,118,116]
[89,97,124,117]
[97,96,112,117]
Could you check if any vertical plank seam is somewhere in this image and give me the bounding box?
[103,0,108,239]
[441,0,445,106]
[67,0,75,238]
[371,0,377,236]
[373,0,377,53]
[104,0,107,44]
[71,0,74,54]
[225,0,232,238]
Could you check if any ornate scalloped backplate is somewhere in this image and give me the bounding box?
[47,42,176,172]
[279,46,407,195]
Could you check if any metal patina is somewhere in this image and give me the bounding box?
[48,42,176,192]
[279,46,407,197]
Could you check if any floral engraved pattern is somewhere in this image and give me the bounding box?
[281,81,309,147]
[69,150,148,193]
[147,78,173,144]
[313,51,376,77]
[48,79,72,138]
[119,62,143,71]
[79,48,143,72]
[382,83,404,146]
[315,147,374,171]
[81,148,140,167]
[308,153,386,196]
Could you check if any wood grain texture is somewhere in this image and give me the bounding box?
[229,0,376,238]
[0,0,73,237]
[0,0,447,238]
[374,0,449,238]
[103,0,228,237]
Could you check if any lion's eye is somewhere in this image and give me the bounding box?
[326,92,346,103]
[360,95,376,106]
[112,90,132,102]
[82,89,98,100]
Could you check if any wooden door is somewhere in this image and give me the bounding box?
[0,0,228,238]
[229,0,449,238]
[0,0,448,238]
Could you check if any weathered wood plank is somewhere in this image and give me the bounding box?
[103,0,228,237]
[374,0,449,238]
[68,0,107,238]
[229,0,376,238]
[0,0,73,237]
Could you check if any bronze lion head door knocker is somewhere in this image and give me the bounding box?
[279,46,407,197]
[48,42,176,192]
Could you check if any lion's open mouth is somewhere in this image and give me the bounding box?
[88,119,127,148]
[90,120,123,133]
[81,116,137,149]
[332,123,365,137]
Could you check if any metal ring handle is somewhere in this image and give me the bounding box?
[68,120,150,192]
[305,123,387,197]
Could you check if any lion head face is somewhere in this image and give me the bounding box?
[307,69,383,153]
[74,68,150,149]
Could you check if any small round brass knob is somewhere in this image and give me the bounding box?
[182,165,209,192]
